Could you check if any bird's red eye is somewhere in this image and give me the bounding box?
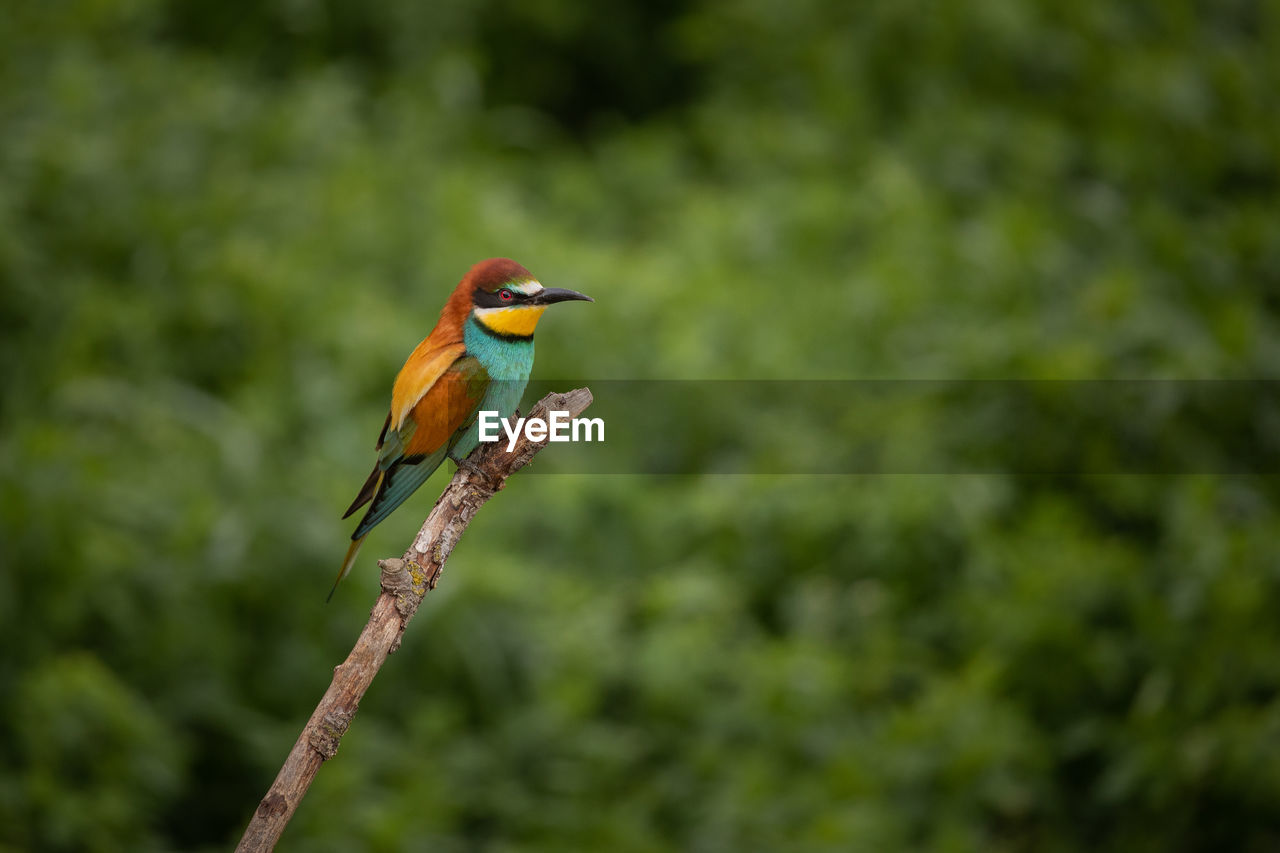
[499,289,513,301]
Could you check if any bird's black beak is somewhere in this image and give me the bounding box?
[531,287,594,306]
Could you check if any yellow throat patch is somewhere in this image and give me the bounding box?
[475,305,547,338]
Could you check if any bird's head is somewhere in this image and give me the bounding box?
[459,258,593,339]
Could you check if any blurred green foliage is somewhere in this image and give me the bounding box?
[2,0,1279,850]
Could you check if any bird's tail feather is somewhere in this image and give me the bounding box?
[327,534,368,603]
[343,464,383,519]
[351,448,446,539]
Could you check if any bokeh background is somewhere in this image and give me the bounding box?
[3,0,1279,850]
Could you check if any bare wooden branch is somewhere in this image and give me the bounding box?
[236,387,594,852]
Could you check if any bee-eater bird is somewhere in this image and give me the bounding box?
[328,258,592,601]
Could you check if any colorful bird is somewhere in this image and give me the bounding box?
[328,258,592,600]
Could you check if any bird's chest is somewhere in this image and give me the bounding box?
[464,321,536,381]
[462,321,534,427]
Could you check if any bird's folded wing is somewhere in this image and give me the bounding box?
[390,339,468,431]
[401,355,489,457]
[351,354,489,538]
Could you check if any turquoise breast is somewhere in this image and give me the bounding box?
[450,316,536,458]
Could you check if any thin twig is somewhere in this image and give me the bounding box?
[236,387,594,852]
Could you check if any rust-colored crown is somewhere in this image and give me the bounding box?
[464,258,536,293]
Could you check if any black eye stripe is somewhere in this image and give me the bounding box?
[473,286,526,308]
